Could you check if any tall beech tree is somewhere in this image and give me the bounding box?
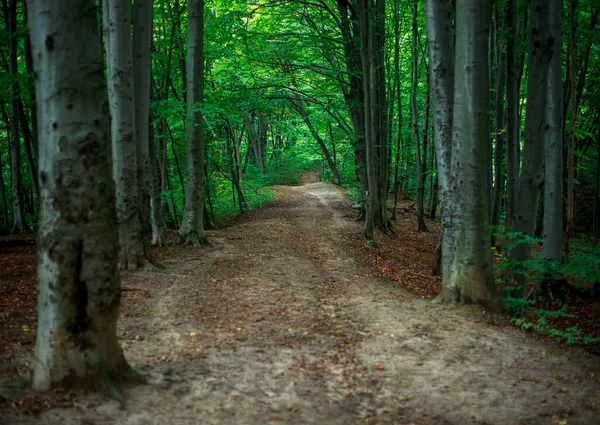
[502,0,553,298]
[412,0,428,233]
[5,0,27,233]
[133,0,164,246]
[28,0,136,392]
[434,0,498,306]
[175,0,208,246]
[539,0,564,292]
[356,0,389,240]
[103,0,157,269]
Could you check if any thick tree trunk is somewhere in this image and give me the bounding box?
[501,0,553,298]
[539,0,564,290]
[28,0,137,393]
[176,0,208,247]
[103,0,157,269]
[133,0,153,232]
[426,0,454,282]
[434,0,498,308]
[7,0,27,233]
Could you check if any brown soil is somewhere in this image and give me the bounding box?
[1,182,600,425]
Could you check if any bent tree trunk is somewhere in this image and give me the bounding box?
[103,0,158,269]
[176,0,208,246]
[435,0,498,307]
[28,0,136,393]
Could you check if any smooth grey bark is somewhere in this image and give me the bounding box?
[425,0,454,281]
[7,0,27,233]
[434,0,498,307]
[565,0,577,260]
[501,0,553,298]
[104,0,157,269]
[540,0,563,270]
[148,88,165,246]
[28,0,136,393]
[505,0,519,228]
[175,0,208,247]
[357,0,379,240]
[133,0,164,246]
[133,0,153,230]
[491,5,506,231]
[412,0,428,233]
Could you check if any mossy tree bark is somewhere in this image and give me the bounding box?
[28,0,136,393]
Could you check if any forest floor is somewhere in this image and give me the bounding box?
[1,182,600,425]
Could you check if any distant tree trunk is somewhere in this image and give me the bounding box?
[565,0,577,260]
[22,0,38,156]
[391,0,403,221]
[412,0,428,233]
[435,0,497,307]
[103,0,158,269]
[594,134,600,239]
[133,0,154,232]
[0,143,9,230]
[505,0,519,229]
[17,98,39,203]
[7,0,27,233]
[426,0,454,279]
[539,0,564,291]
[147,91,165,246]
[176,0,208,246]
[502,0,553,298]
[429,172,438,220]
[491,5,506,232]
[28,0,137,393]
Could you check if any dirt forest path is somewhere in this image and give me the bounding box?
[4,182,600,425]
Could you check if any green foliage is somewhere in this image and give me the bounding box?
[506,297,599,345]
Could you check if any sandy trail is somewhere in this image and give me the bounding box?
[2,182,599,425]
